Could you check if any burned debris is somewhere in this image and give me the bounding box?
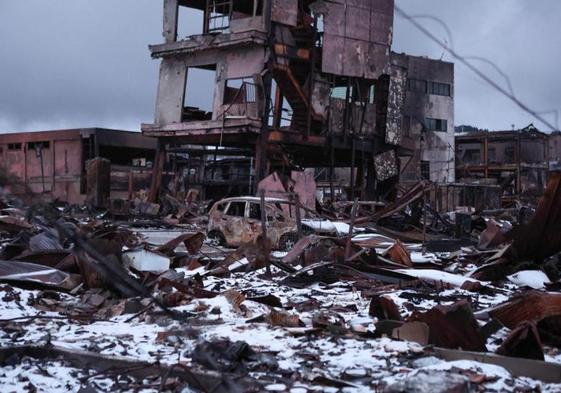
[1,169,561,391]
[1,0,561,392]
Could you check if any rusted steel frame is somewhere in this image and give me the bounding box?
[351,79,368,200]
[361,142,366,200]
[350,136,356,199]
[345,197,359,261]
[422,188,427,245]
[259,190,267,239]
[329,136,335,204]
[273,81,283,128]
[294,193,303,239]
[172,152,180,198]
[506,171,561,260]
[218,81,254,120]
[517,132,522,196]
[128,170,133,200]
[305,15,318,140]
[256,0,274,185]
[400,154,414,175]
[148,141,166,203]
[185,153,192,195]
[38,146,46,193]
[355,181,431,224]
[342,78,351,137]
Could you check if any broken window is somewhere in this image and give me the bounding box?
[505,145,515,163]
[183,66,216,121]
[226,201,246,217]
[224,78,256,105]
[248,203,261,220]
[368,85,376,105]
[27,141,50,150]
[407,79,427,94]
[421,161,430,180]
[314,13,324,48]
[206,0,232,33]
[464,149,482,165]
[488,147,496,163]
[267,206,285,222]
[425,118,448,132]
[403,116,411,137]
[429,81,451,96]
[330,86,350,100]
[7,143,22,151]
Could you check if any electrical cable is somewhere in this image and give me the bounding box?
[395,4,558,132]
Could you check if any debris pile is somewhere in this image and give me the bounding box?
[2,176,561,391]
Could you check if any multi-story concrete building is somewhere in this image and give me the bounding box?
[141,1,458,203]
[142,0,413,201]
[392,53,455,185]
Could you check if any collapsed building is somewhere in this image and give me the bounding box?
[455,125,550,204]
[141,0,455,203]
[0,128,156,205]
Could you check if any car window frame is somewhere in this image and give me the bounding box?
[224,200,247,218]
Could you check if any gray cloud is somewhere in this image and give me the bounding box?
[394,0,561,131]
[0,1,559,133]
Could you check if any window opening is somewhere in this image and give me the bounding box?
[226,201,246,217]
[407,79,427,94]
[425,118,448,132]
[206,0,232,34]
[429,81,451,96]
[183,66,216,121]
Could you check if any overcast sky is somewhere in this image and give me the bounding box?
[0,0,560,133]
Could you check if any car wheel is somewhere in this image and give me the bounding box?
[279,232,299,251]
[207,230,226,246]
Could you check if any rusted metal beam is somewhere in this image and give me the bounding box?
[148,142,166,203]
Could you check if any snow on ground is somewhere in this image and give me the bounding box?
[2,262,561,393]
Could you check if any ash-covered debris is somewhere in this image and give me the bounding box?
[1,176,561,392]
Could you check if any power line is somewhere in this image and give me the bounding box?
[395,4,558,132]
[407,14,558,129]
[463,56,515,96]
[409,14,455,57]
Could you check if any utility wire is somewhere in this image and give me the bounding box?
[407,14,558,130]
[409,14,455,55]
[395,4,558,132]
[463,56,516,97]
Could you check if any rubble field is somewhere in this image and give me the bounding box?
[2,176,561,392]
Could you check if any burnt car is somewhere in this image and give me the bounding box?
[207,197,352,251]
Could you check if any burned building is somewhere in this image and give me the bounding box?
[549,131,561,170]
[0,128,156,205]
[455,125,549,202]
[142,0,413,202]
[392,53,455,185]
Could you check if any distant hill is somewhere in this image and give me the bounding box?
[455,125,489,133]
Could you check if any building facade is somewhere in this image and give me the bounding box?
[549,131,561,170]
[142,0,413,202]
[455,126,549,201]
[392,53,455,185]
[0,128,156,204]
